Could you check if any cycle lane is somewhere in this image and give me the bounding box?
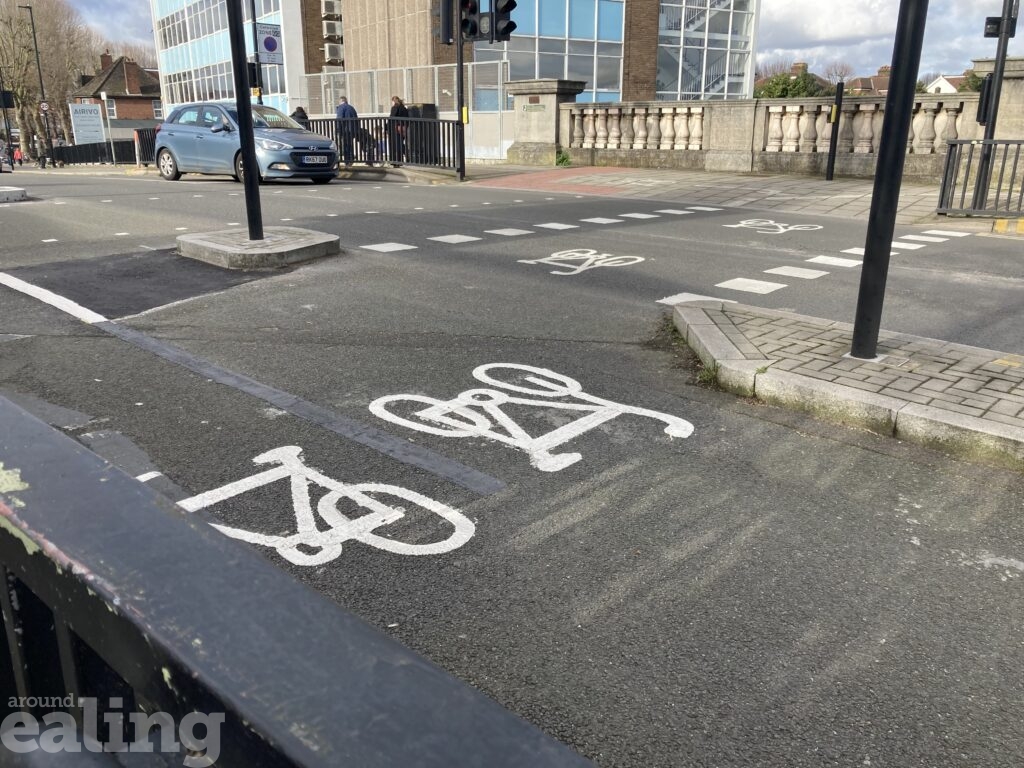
[3,229,1024,766]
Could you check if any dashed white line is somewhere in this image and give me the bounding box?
[280,218,294,221]
[361,242,417,252]
[114,232,130,236]
[764,266,829,279]
[807,255,862,267]
[620,213,659,219]
[536,222,578,230]
[842,247,897,256]
[687,206,723,211]
[923,229,972,237]
[41,238,58,243]
[716,277,787,294]
[486,228,533,236]
[429,234,482,244]
[175,227,188,231]
[655,209,694,215]
[580,217,623,224]
[890,241,926,250]
[136,471,163,483]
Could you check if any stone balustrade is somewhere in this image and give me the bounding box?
[557,94,983,181]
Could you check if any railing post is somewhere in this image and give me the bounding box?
[783,105,801,152]
[688,107,703,150]
[766,105,784,151]
[674,107,690,150]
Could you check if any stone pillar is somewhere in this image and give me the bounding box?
[782,106,801,152]
[505,79,587,165]
[914,104,937,155]
[765,106,785,152]
[854,104,877,154]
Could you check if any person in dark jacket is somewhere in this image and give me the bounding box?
[334,97,358,165]
[388,95,409,166]
[290,106,310,130]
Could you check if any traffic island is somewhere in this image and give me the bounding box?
[0,185,27,203]
[673,300,1024,472]
[177,226,342,269]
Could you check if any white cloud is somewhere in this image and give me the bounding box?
[758,0,1023,76]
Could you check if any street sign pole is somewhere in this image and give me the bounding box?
[455,0,467,181]
[250,0,264,105]
[850,0,929,360]
[226,0,264,240]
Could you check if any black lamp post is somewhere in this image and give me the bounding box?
[0,67,14,168]
[18,4,54,166]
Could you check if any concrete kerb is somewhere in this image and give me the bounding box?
[177,226,342,269]
[0,186,27,203]
[671,300,1024,471]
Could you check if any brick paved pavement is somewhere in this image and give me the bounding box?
[674,300,1024,471]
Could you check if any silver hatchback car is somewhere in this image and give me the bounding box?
[154,103,338,184]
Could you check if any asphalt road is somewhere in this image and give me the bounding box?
[2,169,1023,767]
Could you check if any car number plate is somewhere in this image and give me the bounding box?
[303,155,328,164]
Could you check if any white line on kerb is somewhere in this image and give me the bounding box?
[0,273,108,324]
[136,471,163,482]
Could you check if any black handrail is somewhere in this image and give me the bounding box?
[0,396,591,766]
[937,139,1024,216]
[308,116,461,173]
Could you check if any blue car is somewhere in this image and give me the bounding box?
[154,102,338,184]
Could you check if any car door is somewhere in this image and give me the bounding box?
[162,106,202,169]
[195,105,237,173]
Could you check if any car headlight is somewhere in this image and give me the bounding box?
[256,138,292,151]
[329,141,338,152]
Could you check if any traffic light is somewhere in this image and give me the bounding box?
[460,0,481,40]
[491,0,517,42]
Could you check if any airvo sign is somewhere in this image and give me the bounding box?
[70,103,106,144]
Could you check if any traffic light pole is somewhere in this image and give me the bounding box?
[226,0,264,240]
[250,0,264,105]
[972,0,1018,210]
[455,0,466,181]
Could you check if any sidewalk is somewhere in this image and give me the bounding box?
[674,300,1024,471]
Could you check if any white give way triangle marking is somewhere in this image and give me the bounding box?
[370,364,694,472]
[179,446,475,565]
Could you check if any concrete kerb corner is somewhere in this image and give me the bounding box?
[895,404,1024,471]
[672,301,765,397]
[177,226,342,270]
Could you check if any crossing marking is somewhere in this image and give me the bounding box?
[486,228,533,236]
[654,209,694,215]
[687,206,722,211]
[715,277,787,294]
[923,229,972,237]
[657,292,737,305]
[899,234,948,243]
[764,266,829,279]
[807,255,861,268]
[580,217,624,224]
[890,241,926,250]
[361,242,417,252]
[428,234,482,244]
[619,213,660,219]
[535,222,579,230]
[842,247,897,256]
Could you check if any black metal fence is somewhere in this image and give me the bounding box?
[307,116,461,173]
[938,139,1024,216]
[52,140,135,166]
[0,395,591,766]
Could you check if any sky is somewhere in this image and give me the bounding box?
[74,0,1023,79]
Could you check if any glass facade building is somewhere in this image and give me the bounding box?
[655,0,756,100]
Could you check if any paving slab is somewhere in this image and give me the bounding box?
[672,300,1024,472]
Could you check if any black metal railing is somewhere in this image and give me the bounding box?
[307,116,461,173]
[0,395,591,766]
[51,140,135,166]
[938,139,1024,216]
[136,128,157,166]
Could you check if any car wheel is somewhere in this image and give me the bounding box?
[233,153,262,184]
[157,149,181,180]
[311,177,333,185]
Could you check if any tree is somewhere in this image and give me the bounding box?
[823,61,854,86]
[755,57,793,81]
[754,71,825,99]
[959,70,983,92]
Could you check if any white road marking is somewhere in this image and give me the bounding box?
[580,217,623,224]
[655,209,694,215]
[327,213,338,217]
[536,222,578,230]
[193,194,204,198]
[139,245,157,251]
[149,197,160,200]
[807,255,862,267]
[723,218,823,234]
[53,202,66,205]
[179,446,474,565]
[513,199,524,203]
[136,471,163,482]
[519,249,644,275]
[361,242,418,252]
[175,227,188,231]
[764,266,829,279]
[715,277,787,294]
[620,213,659,219]
[371,364,693,472]
[486,228,533,236]
[0,273,108,324]
[890,241,926,250]
[687,206,723,211]
[899,234,948,243]
[923,229,972,237]
[365,211,379,214]
[102,199,112,203]
[41,238,57,243]
[280,218,294,221]
[429,234,482,243]
[114,232,129,236]
[228,222,240,226]
[449,204,459,207]
[657,292,737,305]
[482,202,492,205]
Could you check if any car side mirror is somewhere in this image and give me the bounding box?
[211,122,232,134]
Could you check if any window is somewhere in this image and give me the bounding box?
[568,0,595,39]
[539,0,566,36]
[105,100,117,119]
[597,0,623,41]
[152,100,163,119]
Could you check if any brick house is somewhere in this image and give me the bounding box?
[847,66,891,96]
[72,52,163,124]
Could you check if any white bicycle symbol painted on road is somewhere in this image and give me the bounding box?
[518,248,645,276]
[370,364,693,472]
[178,446,475,565]
[722,218,823,235]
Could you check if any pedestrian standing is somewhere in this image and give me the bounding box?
[334,96,358,166]
[13,147,22,167]
[388,95,409,166]
[290,106,310,130]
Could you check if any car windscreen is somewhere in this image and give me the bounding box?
[226,106,302,130]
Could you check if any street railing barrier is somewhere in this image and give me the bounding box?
[308,116,460,173]
[0,396,592,766]
[51,140,135,167]
[938,139,1024,216]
